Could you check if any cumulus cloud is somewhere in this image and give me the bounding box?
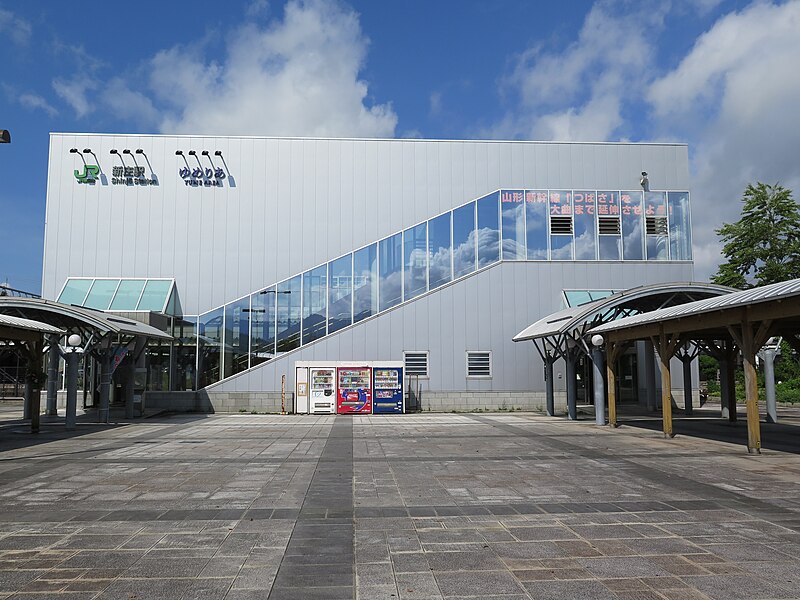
[492,1,665,141]
[0,7,31,46]
[52,76,97,118]
[648,1,800,279]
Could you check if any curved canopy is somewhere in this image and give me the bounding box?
[0,297,172,341]
[513,282,733,352]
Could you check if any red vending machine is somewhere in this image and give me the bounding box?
[336,366,372,414]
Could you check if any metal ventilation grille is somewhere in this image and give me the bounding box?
[550,216,573,235]
[404,352,429,377]
[598,217,621,235]
[646,216,668,235]
[466,351,492,377]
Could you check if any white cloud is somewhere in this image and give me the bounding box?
[52,76,97,118]
[0,7,31,46]
[492,1,665,141]
[18,93,57,117]
[143,0,396,137]
[648,1,800,280]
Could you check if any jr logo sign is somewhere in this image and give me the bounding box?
[74,164,100,183]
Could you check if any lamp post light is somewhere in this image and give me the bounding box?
[591,334,606,425]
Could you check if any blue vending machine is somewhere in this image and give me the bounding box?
[372,363,404,414]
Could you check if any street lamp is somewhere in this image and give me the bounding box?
[0,130,10,144]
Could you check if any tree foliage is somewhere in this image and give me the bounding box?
[711,183,800,288]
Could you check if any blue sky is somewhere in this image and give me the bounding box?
[2,0,799,293]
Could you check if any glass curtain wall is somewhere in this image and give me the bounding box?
[276,276,301,352]
[84,280,119,310]
[172,317,197,391]
[501,190,525,260]
[110,280,145,310]
[403,222,427,300]
[302,265,328,344]
[197,308,223,388]
[668,192,692,260]
[453,202,476,278]
[223,297,250,378]
[354,244,378,323]
[250,286,276,367]
[621,191,644,260]
[328,254,353,333]
[525,190,548,260]
[477,192,500,268]
[428,212,452,290]
[379,233,403,311]
[573,191,597,260]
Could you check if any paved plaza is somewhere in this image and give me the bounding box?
[1,411,800,599]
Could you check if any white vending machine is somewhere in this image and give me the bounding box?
[295,366,309,414]
[309,367,337,414]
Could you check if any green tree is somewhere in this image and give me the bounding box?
[711,183,800,288]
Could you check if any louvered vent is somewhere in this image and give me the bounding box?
[403,352,429,377]
[550,216,573,235]
[466,351,492,377]
[598,217,621,235]
[646,216,668,235]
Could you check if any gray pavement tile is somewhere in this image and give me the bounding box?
[123,556,210,578]
[522,579,619,600]
[178,576,234,599]
[434,570,526,597]
[391,552,431,573]
[357,583,402,599]
[396,572,442,599]
[357,562,396,587]
[232,566,278,589]
[490,541,568,559]
[425,550,506,572]
[577,556,672,578]
[506,526,580,541]
[265,586,354,599]
[95,577,194,599]
[682,574,798,600]
[59,550,145,569]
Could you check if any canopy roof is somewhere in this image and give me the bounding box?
[0,297,172,341]
[0,313,65,335]
[591,277,800,339]
[513,282,733,345]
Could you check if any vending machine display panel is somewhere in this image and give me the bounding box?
[336,367,372,414]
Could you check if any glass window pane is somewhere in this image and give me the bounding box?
[354,244,378,323]
[564,291,592,307]
[621,191,644,260]
[83,279,119,310]
[58,279,93,305]
[276,276,301,353]
[428,212,452,290]
[328,254,353,334]
[223,297,250,379]
[668,192,692,260]
[198,308,223,388]
[250,287,276,367]
[551,235,573,260]
[501,190,525,260]
[379,233,402,311]
[453,202,476,278]
[598,191,622,260]
[137,280,172,311]
[598,236,621,261]
[645,191,668,260]
[477,192,500,268]
[302,265,327,345]
[172,317,197,391]
[573,191,597,260]
[525,190,548,260]
[403,222,427,300]
[109,279,146,310]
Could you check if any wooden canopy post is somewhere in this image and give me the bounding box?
[606,340,624,428]
[652,326,681,438]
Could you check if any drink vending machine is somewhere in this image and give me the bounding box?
[336,366,372,414]
[372,363,404,414]
[309,367,336,414]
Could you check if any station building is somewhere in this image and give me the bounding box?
[42,134,697,412]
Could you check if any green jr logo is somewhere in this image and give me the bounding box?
[74,164,100,183]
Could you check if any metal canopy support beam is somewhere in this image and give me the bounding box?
[566,349,578,420]
[592,346,605,425]
[64,350,79,430]
[98,351,112,424]
[762,348,778,424]
[606,341,624,428]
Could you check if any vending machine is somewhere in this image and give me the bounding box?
[295,365,309,414]
[309,367,337,414]
[372,364,404,414]
[336,366,372,414]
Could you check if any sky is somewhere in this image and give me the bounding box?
[1,0,799,294]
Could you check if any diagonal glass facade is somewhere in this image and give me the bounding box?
[65,188,688,390]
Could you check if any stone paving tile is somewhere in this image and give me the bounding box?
[2,412,800,598]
